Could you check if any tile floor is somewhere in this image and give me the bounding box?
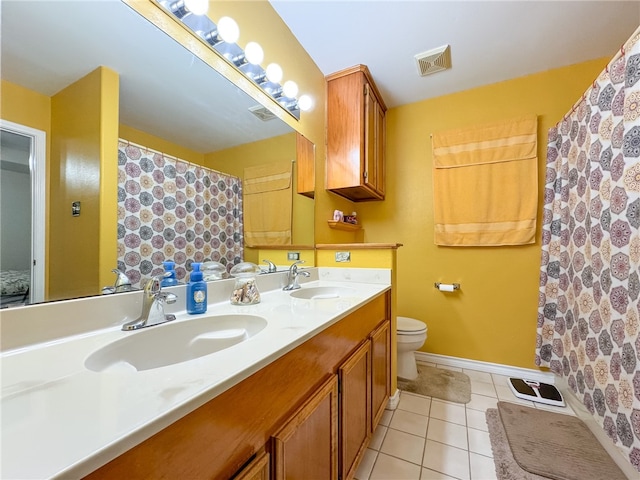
[355,362,575,480]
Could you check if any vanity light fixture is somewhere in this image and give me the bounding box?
[217,16,239,43]
[157,0,313,118]
[244,42,264,65]
[282,80,298,99]
[298,95,313,112]
[167,0,190,19]
[183,0,208,16]
[265,63,283,83]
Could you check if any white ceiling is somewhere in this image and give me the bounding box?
[270,1,640,108]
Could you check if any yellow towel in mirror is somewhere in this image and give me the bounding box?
[243,161,292,246]
[432,115,538,246]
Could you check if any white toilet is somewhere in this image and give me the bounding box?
[396,316,428,380]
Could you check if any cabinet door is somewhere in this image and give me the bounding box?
[234,452,270,480]
[296,133,315,198]
[339,341,371,480]
[370,320,391,429]
[364,83,385,198]
[374,100,386,197]
[364,83,379,195]
[272,376,338,480]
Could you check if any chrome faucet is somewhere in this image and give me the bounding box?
[283,260,310,291]
[122,275,177,331]
[262,259,277,273]
[102,268,132,294]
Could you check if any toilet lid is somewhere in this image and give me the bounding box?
[397,316,427,334]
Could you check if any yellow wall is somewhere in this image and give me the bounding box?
[352,58,608,369]
[98,68,120,292]
[257,248,315,267]
[0,80,52,295]
[49,67,119,300]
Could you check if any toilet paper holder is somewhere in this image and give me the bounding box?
[434,282,460,291]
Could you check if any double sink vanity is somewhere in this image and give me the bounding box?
[1,267,392,479]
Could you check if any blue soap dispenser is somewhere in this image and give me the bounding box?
[187,262,207,315]
[161,261,178,287]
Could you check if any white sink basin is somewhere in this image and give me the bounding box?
[289,286,357,300]
[85,314,267,372]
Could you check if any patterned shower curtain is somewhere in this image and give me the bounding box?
[117,140,243,288]
[536,27,640,470]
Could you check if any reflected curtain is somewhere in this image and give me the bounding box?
[117,141,243,287]
[536,27,640,470]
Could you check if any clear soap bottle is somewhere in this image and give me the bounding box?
[230,262,261,305]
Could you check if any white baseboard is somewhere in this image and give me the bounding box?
[387,389,400,410]
[414,351,556,384]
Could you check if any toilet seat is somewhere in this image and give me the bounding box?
[397,316,427,335]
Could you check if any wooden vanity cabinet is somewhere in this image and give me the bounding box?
[84,292,390,480]
[272,376,338,480]
[338,318,391,480]
[234,452,270,480]
[339,341,371,479]
[370,319,391,428]
[326,64,387,201]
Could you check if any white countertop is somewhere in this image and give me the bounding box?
[0,268,390,479]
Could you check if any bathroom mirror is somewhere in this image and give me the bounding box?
[0,0,314,306]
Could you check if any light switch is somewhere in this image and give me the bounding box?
[335,251,350,263]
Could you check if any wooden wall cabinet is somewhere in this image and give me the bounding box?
[296,133,315,198]
[326,65,387,202]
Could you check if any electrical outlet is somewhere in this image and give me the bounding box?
[335,251,350,263]
[287,252,300,261]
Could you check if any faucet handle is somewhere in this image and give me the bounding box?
[143,275,164,295]
[157,291,178,304]
[289,260,305,271]
[262,259,277,273]
[112,268,132,292]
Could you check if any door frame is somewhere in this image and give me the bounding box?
[0,119,46,303]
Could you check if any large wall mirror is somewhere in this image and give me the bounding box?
[0,0,314,306]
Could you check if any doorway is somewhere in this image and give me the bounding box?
[0,120,46,305]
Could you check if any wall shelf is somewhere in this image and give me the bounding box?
[328,221,361,232]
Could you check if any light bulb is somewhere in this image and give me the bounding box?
[217,16,239,43]
[282,81,298,98]
[265,63,283,83]
[244,42,264,65]
[298,94,313,111]
[184,0,208,16]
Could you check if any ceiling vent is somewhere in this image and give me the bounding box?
[414,45,451,77]
[248,104,277,122]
